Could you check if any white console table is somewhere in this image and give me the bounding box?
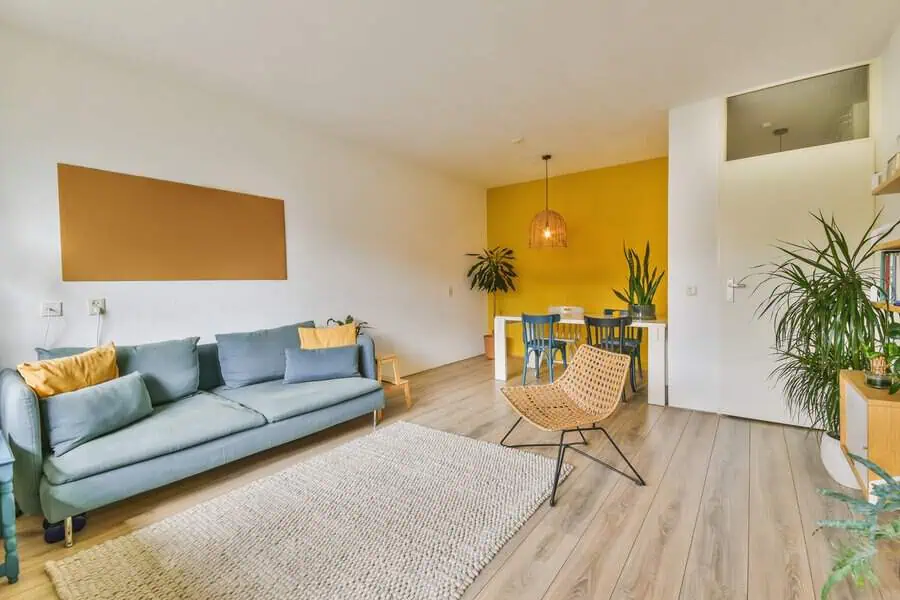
[493,315,668,406]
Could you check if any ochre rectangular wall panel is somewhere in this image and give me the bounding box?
[57,164,286,281]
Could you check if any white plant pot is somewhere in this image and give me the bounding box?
[820,434,861,489]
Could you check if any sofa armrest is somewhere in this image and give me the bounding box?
[0,368,43,515]
[357,333,377,380]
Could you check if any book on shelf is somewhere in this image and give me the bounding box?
[881,251,900,306]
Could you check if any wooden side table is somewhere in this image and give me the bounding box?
[0,436,18,584]
[840,370,900,495]
[376,354,412,409]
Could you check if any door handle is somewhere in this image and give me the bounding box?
[726,277,750,302]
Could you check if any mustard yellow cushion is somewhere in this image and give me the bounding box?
[17,344,119,398]
[298,324,357,349]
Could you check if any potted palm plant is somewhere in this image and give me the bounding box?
[755,212,897,487]
[614,242,665,320]
[466,247,517,359]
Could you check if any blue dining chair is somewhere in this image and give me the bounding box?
[584,314,633,400]
[603,308,643,392]
[521,313,567,384]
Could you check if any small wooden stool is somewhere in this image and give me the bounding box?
[376,354,412,408]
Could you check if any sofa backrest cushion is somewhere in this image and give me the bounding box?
[197,343,224,391]
[215,321,314,389]
[284,346,360,384]
[37,337,200,405]
[42,371,153,456]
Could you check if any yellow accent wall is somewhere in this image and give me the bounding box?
[486,157,668,358]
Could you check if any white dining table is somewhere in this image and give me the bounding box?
[493,315,668,406]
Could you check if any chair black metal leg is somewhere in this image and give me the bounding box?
[629,357,637,392]
[597,425,646,486]
[576,427,588,445]
[500,417,523,447]
[499,418,587,450]
[549,431,567,506]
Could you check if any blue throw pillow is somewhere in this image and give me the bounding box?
[216,321,314,388]
[37,337,200,405]
[284,346,360,384]
[41,372,153,456]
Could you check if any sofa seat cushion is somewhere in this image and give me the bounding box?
[43,391,266,485]
[213,377,381,424]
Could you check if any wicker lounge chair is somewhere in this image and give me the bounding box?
[499,344,645,506]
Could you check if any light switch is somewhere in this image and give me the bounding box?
[41,301,63,317]
[686,285,698,296]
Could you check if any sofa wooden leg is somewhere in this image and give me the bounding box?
[64,516,74,548]
[43,514,87,545]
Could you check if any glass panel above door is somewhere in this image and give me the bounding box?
[726,65,869,161]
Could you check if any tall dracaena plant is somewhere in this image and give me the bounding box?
[466,247,518,325]
[614,242,665,306]
[755,212,898,436]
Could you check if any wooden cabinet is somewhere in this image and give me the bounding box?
[839,370,900,491]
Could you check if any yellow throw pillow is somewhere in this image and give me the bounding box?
[17,344,119,398]
[298,323,357,349]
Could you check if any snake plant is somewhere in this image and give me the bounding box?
[613,242,665,306]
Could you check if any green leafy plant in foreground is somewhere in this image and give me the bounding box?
[818,454,900,599]
[613,241,665,307]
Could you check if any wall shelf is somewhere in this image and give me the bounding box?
[873,240,900,252]
[874,170,900,196]
[872,302,900,313]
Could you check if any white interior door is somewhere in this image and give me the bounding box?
[717,139,874,425]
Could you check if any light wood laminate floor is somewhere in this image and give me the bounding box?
[6,356,900,599]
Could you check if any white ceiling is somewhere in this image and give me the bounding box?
[1,1,899,187]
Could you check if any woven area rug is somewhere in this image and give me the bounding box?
[46,421,571,600]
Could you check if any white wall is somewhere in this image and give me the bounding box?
[878,25,900,166]
[877,24,900,217]
[0,27,486,374]
[667,98,724,413]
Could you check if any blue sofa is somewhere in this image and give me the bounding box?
[0,333,384,540]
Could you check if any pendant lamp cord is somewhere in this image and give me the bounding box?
[543,154,551,228]
[544,158,549,212]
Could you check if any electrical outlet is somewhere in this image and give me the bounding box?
[88,298,106,316]
[686,285,698,296]
[41,301,63,317]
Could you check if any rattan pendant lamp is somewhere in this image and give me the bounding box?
[529,154,567,248]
